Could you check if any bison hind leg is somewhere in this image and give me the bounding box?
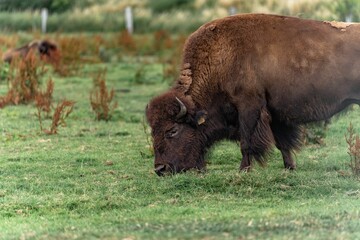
[270,121,302,169]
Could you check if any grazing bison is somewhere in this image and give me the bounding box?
[2,40,59,64]
[146,13,360,176]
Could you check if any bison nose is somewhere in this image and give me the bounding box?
[155,164,166,176]
[155,164,171,176]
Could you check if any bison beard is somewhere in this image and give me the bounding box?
[146,13,360,176]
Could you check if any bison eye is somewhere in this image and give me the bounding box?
[165,127,179,138]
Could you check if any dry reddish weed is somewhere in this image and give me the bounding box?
[153,30,173,51]
[54,36,86,76]
[118,30,136,52]
[43,100,75,135]
[90,69,117,121]
[0,50,46,107]
[345,123,360,176]
[35,78,54,119]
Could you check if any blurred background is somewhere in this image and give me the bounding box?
[0,0,358,34]
[1,0,359,86]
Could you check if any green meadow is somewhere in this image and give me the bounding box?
[0,59,359,240]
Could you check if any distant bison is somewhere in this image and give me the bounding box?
[146,13,360,176]
[2,40,59,65]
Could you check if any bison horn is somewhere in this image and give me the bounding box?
[175,97,187,119]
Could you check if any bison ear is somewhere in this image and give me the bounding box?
[195,110,207,126]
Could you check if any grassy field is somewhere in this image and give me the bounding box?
[0,59,360,240]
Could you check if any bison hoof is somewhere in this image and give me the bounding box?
[284,165,296,170]
[239,166,251,172]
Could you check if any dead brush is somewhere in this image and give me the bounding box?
[118,30,136,53]
[0,50,46,107]
[161,47,182,83]
[35,79,55,131]
[42,100,75,135]
[90,69,117,121]
[54,36,86,76]
[86,34,105,58]
[161,35,186,83]
[162,51,180,83]
[345,123,360,176]
[0,35,19,49]
[153,30,173,51]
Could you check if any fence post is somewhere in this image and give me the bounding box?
[125,6,133,34]
[41,8,48,33]
[229,6,237,15]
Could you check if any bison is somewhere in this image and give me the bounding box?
[2,40,59,64]
[146,13,360,176]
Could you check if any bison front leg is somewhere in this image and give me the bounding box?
[239,148,251,171]
[238,105,275,171]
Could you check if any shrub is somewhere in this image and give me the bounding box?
[90,69,117,121]
[35,79,54,132]
[54,36,86,76]
[162,51,180,83]
[118,30,137,53]
[153,30,173,51]
[35,78,54,116]
[345,123,360,176]
[0,51,46,107]
[160,35,186,83]
[33,79,74,135]
[43,100,75,135]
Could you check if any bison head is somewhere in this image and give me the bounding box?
[146,91,208,176]
[38,40,57,56]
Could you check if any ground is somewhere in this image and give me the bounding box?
[0,61,359,239]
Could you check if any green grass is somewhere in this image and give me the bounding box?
[0,61,360,240]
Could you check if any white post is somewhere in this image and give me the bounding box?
[346,14,353,22]
[125,6,133,34]
[229,6,237,15]
[41,8,48,33]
